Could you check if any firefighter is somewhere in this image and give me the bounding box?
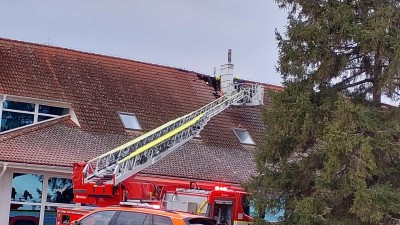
[209,75,222,97]
[197,74,223,97]
[233,75,244,91]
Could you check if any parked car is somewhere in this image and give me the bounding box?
[9,216,39,225]
[70,205,216,225]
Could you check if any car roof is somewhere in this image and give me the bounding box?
[93,206,208,220]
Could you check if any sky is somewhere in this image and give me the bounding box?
[0,1,287,86]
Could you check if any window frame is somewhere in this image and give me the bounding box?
[7,168,79,225]
[10,172,44,204]
[232,128,256,146]
[0,95,71,134]
[46,177,74,204]
[9,172,44,225]
[118,112,142,130]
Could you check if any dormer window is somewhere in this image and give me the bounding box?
[232,128,255,145]
[119,112,141,130]
[1,97,71,133]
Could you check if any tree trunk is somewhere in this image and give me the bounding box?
[373,46,382,103]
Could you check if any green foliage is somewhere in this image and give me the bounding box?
[246,0,400,224]
[275,0,400,103]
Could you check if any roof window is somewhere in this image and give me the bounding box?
[119,112,141,130]
[1,98,71,133]
[232,128,255,145]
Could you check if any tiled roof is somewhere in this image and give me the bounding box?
[0,37,282,184]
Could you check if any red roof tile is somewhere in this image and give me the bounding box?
[0,37,282,184]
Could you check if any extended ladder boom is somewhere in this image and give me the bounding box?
[82,84,263,185]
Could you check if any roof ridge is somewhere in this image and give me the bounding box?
[0,116,73,143]
[0,37,207,77]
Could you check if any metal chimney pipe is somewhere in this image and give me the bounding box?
[228,49,232,63]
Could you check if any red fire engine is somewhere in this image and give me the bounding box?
[57,67,265,225]
[58,180,254,225]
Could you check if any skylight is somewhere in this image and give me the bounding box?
[119,112,141,130]
[232,128,255,145]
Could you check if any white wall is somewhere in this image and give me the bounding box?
[0,168,13,225]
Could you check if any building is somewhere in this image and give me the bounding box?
[0,38,282,225]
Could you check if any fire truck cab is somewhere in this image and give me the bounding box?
[163,186,252,225]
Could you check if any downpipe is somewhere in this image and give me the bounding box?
[0,162,8,179]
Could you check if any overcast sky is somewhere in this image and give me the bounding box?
[0,1,287,86]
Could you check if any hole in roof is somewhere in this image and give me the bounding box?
[119,112,141,130]
[232,128,255,145]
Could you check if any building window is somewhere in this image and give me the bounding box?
[10,205,41,225]
[119,112,141,130]
[10,173,43,225]
[11,173,43,203]
[3,100,35,112]
[9,172,76,225]
[39,105,69,116]
[0,98,70,133]
[47,177,74,204]
[1,111,34,131]
[44,177,74,225]
[232,128,255,145]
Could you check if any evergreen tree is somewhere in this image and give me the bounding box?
[247,1,400,224]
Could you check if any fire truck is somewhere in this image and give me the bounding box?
[57,61,265,225]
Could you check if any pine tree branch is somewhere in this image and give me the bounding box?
[332,70,366,89]
[334,164,348,180]
[329,45,359,51]
[392,90,400,96]
[387,151,400,168]
[348,54,364,62]
[343,66,364,70]
[334,78,373,91]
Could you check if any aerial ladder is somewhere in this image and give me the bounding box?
[72,59,264,206]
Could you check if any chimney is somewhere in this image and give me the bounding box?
[220,49,234,94]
